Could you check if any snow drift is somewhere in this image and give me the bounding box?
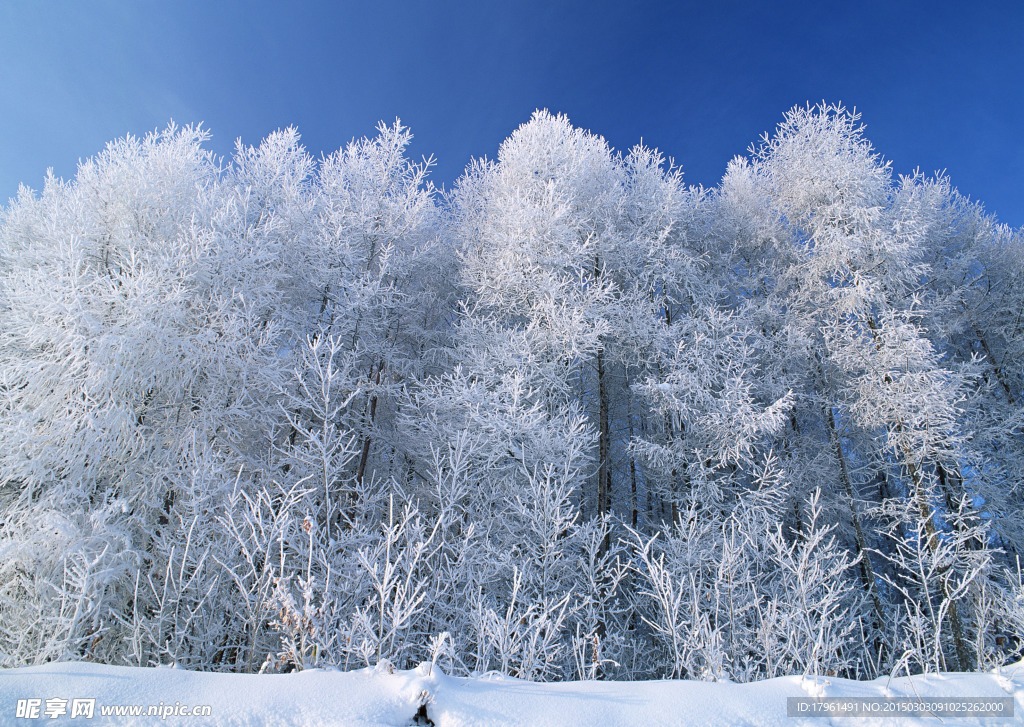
[1,660,1022,726]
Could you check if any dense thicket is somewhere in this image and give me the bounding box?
[1,106,1022,680]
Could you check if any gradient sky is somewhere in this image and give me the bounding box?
[2,0,1022,226]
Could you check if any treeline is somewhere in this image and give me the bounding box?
[1,105,1022,681]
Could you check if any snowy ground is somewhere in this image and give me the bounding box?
[1,660,1021,726]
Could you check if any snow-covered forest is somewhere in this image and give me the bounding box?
[1,104,1022,683]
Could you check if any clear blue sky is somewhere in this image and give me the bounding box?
[2,0,1022,226]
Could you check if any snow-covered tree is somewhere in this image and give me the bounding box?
[0,124,291,666]
[1,107,1021,681]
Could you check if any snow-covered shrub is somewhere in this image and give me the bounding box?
[627,457,865,682]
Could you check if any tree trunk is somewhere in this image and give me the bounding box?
[823,403,887,635]
[356,361,383,490]
[903,448,973,672]
[597,345,611,552]
[977,330,1016,405]
[865,317,973,670]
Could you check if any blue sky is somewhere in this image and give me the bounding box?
[2,0,1022,226]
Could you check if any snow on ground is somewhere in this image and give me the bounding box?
[1,660,1021,726]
